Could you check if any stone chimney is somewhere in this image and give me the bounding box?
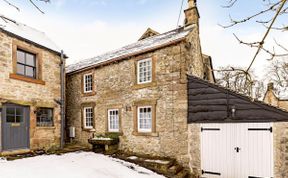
[184,0,199,26]
[267,82,274,91]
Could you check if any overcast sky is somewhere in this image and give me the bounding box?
[1,0,287,79]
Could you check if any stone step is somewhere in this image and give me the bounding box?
[112,152,194,178]
[167,163,184,175]
[175,169,192,178]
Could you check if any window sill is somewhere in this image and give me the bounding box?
[132,81,157,90]
[106,131,123,136]
[82,91,96,97]
[132,131,159,137]
[82,128,96,132]
[10,73,45,85]
[35,126,55,130]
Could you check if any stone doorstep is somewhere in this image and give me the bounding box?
[0,149,31,156]
[0,144,90,161]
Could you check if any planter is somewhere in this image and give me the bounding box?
[88,137,119,154]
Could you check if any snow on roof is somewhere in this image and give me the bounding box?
[66,26,194,74]
[0,15,61,54]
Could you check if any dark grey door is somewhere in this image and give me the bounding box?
[2,104,30,151]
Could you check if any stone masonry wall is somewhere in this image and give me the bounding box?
[66,29,205,167]
[0,31,61,151]
[264,90,288,178]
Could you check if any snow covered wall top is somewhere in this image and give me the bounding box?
[66,26,194,74]
[0,15,61,54]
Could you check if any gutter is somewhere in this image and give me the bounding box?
[60,50,66,149]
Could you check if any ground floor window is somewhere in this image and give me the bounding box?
[84,107,93,129]
[108,109,119,132]
[36,108,53,127]
[137,106,152,132]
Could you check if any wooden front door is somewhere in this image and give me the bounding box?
[2,104,30,151]
[200,123,273,178]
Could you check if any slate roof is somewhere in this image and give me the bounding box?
[187,75,288,123]
[0,15,62,55]
[66,26,194,74]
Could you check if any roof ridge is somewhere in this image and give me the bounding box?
[67,26,189,69]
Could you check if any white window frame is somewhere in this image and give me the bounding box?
[137,58,152,84]
[137,106,152,133]
[83,107,93,129]
[83,73,93,93]
[108,109,119,132]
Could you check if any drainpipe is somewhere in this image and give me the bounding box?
[60,50,65,149]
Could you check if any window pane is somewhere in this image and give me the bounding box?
[138,106,152,132]
[17,50,25,64]
[138,59,152,84]
[84,74,93,92]
[6,108,15,115]
[26,53,35,66]
[84,107,93,128]
[36,108,53,127]
[16,64,25,75]
[16,108,23,116]
[15,116,22,123]
[7,115,15,123]
[25,66,35,78]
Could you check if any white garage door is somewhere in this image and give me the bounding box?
[201,123,273,178]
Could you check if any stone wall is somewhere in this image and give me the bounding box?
[0,31,62,151]
[187,124,201,176]
[66,28,205,166]
[264,89,288,177]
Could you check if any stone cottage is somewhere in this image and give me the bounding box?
[264,83,288,111]
[0,15,65,154]
[66,0,214,167]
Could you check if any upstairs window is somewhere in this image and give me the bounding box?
[83,107,93,129]
[137,58,152,84]
[16,49,37,79]
[83,73,93,93]
[36,108,54,127]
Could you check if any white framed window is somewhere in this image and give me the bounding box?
[108,109,119,132]
[83,73,93,93]
[83,107,93,129]
[137,58,152,84]
[137,106,152,132]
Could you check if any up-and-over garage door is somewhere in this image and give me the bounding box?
[201,123,273,178]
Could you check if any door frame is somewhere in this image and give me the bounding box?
[1,103,30,151]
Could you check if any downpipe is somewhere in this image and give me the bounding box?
[60,50,65,149]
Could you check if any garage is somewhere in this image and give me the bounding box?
[201,123,273,178]
[187,76,288,178]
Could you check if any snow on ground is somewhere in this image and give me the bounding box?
[0,152,164,178]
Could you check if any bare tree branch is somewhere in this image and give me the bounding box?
[233,33,288,60]
[2,0,20,11]
[221,0,237,8]
[275,39,288,51]
[219,1,282,28]
[2,0,50,14]
[246,0,287,72]
[215,66,264,99]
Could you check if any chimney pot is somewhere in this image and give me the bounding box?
[268,82,274,91]
[184,0,199,26]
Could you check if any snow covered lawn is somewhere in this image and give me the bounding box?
[0,152,164,178]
